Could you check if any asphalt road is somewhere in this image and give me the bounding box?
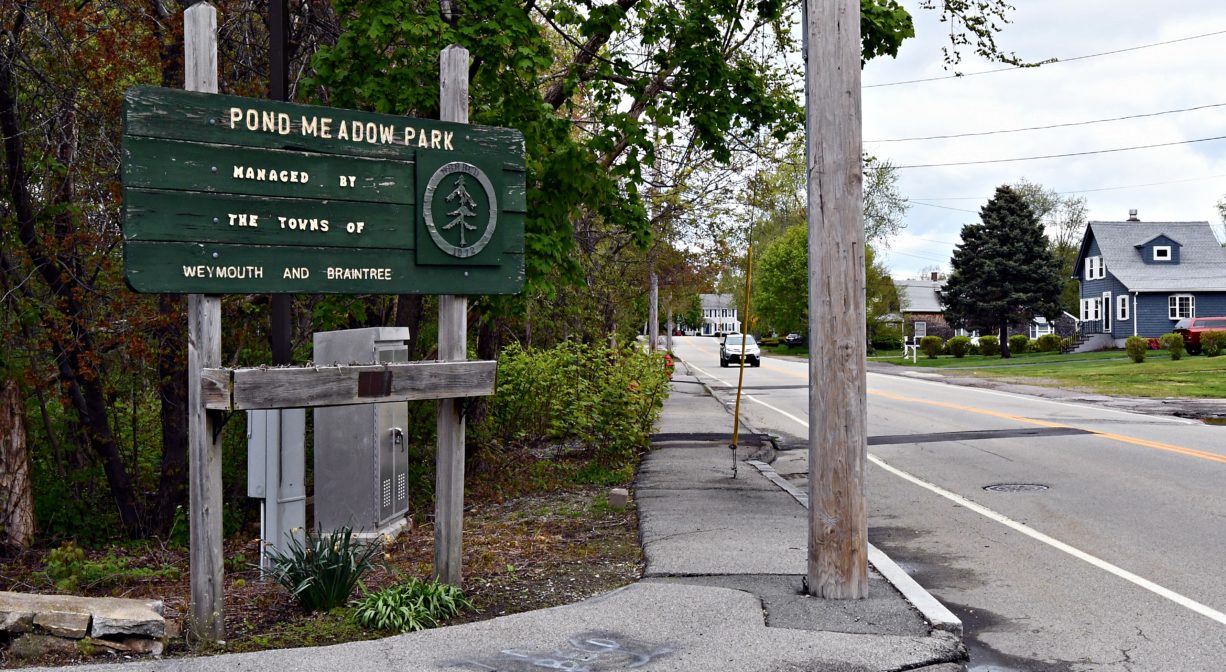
[669,336,1226,672]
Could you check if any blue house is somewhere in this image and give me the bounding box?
[1072,213,1226,349]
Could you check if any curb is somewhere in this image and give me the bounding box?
[746,458,963,638]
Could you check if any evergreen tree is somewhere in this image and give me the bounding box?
[941,186,1063,358]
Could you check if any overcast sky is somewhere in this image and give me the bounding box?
[860,1,1226,279]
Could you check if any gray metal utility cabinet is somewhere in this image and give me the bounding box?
[313,327,411,537]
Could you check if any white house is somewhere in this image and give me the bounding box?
[698,293,740,336]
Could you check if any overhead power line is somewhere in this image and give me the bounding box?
[864,28,1226,89]
[895,135,1226,169]
[866,102,1226,143]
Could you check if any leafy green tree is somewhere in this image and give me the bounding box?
[941,185,1063,358]
[1012,178,1086,315]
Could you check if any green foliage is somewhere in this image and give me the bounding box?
[1035,333,1063,353]
[41,541,180,592]
[1201,331,1226,357]
[483,341,669,462]
[919,335,944,358]
[575,462,635,487]
[350,577,475,633]
[946,335,971,358]
[1125,336,1149,363]
[265,527,383,613]
[979,335,1000,357]
[941,186,1064,358]
[871,327,904,351]
[1159,333,1185,360]
[1008,334,1030,355]
[752,224,809,335]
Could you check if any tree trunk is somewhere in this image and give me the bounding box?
[149,295,189,534]
[395,295,425,360]
[999,320,1011,358]
[0,380,35,555]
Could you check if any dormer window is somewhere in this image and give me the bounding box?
[1153,246,1172,261]
[1083,256,1106,280]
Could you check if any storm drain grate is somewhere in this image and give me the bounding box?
[983,483,1049,492]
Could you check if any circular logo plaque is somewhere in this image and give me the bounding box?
[422,161,498,259]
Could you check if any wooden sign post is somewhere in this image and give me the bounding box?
[153,3,525,640]
[803,0,868,599]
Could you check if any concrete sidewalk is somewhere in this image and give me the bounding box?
[26,367,964,672]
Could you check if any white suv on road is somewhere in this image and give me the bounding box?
[720,334,760,367]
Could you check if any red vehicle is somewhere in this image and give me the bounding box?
[1172,316,1226,354]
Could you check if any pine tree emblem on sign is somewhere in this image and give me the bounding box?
[422,161,498,258]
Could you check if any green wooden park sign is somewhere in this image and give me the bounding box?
[122,86,525,294]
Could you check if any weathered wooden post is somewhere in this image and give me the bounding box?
[434,44,468,587]
[803,0,868,598]
[183,1,226,638]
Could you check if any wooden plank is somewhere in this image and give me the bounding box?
[804,0,868,599]
[201,360,496,410]
[435,44,470,589]
[124,188,412,248]
[122,136,415,204]
[123,241,523,294]
[124,85,525,166]
[185,2,225,643]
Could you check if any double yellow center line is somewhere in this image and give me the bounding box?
[870,389,1226,466]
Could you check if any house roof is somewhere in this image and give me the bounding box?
[699,293,736,311]
[895,279,943,313]
[1076,221,1226,292]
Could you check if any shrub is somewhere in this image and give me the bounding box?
[978,335,1000,356]
[1125,336,1148,363]
[1035,334,1062,353]
[265,526,383,612]
[484,340,670,462]
[946,336,972,358]
[1159,333,1184,360]
[350,577,475,633]
[1202,331,1226,357]
[870,327,903,351]
[41,541,181,592]
[1008,334,1030,355]
[919,335,944,358]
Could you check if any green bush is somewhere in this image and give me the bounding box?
[350,577,474,633]
[1035,334,1062,353]
[41,541,181,592]
[978,335,1000,356]
[1159,333,1185,360]
[1008,334,1029,355]
[919,335,944,359]
[1125,336,1148,363]
[265,526,383,612]
[484,340,670,462]
[946,336,972,358]
[1202,331,1226,357]
[870,326,903,351]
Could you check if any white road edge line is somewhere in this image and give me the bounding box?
[685,356,1226,627]
[685,362,813,429]
[869,453,1226,627]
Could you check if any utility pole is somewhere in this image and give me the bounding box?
[803,0,868,598]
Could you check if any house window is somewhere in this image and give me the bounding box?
[1030,322,1053,339]
[1169,294,1195,320]
[1083,256,1106,280]
[1102,292,1112,332]
[1117,294,1129,322]
[1153,246,1172,261]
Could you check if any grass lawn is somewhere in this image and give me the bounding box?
[880,349,1226,398]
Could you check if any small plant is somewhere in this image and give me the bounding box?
[41,542,181,592]
[919,335,944,359]
[946,335,971,358]
[265,526,383,612]
[1202,331,1226,357]
[351,577,475,633]
[1125,336,1148,363]
[1035,334,1062,353]
[979,335,1000,356]
[1008,334,1029,355]
[1159,333,1185,360]
[43,541,86,591]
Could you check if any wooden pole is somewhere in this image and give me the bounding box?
[185,2,225,637]
[434,44,469,587]
[803,0,868,599]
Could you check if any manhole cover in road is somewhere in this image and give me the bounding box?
[983,483,1049,492]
